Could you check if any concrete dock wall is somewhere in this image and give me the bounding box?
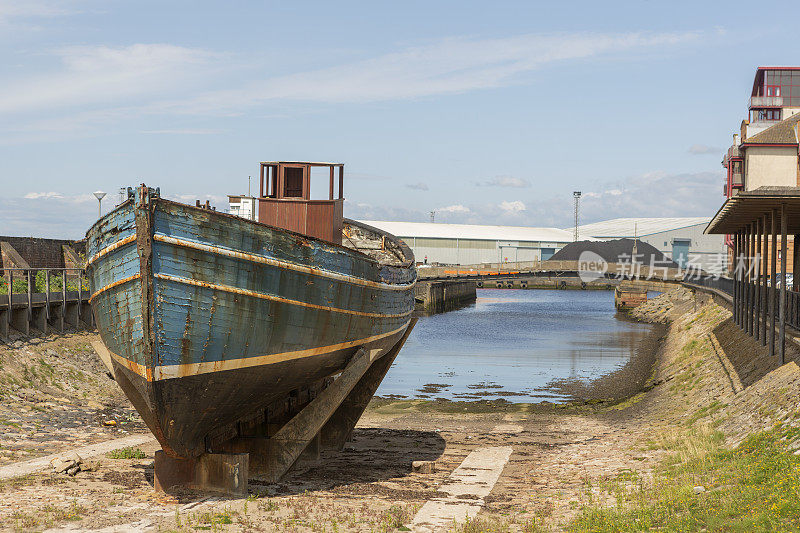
[415,280,477,313]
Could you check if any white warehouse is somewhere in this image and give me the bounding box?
[575,217,727,274]
[359,221,574,265]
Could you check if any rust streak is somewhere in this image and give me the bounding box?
[152,234,414,291]
[86,234,137,265]
[89,273,142,302]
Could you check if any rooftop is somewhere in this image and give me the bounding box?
[358,220,574,242]
[574,217,711,239]
[743,112,800,145]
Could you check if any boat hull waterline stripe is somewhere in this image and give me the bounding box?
[107,320,411,381]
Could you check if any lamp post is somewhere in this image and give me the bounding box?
[573,191,581,242]
[93,191,106,218]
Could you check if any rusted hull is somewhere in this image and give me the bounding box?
[86,189,415,458]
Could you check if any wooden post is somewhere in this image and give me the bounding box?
[746,224,753,335]
[761,215,769,346]
[45,270,50,322]
[780,203,787,364]
[259,163,265,198]
[734,231,740,326]
[338,166,344,200]
[77,269,82,323]
[755,218,761,340]
[738,231,744,325]
[62,267,67,329]
[26,269,33,322]
[329,166,334,200]
[6,270,12,329]
[770,210,777,357]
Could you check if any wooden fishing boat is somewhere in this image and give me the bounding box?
[85,162,416,467]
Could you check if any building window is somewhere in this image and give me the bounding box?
[766,85,781,97]
[757,109,781,121]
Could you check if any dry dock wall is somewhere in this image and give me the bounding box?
[415,280,477,313]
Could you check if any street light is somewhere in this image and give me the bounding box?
[93,191,106,218]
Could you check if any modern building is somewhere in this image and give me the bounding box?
[228,195,257,221]
[720,66,800,270]
[723,67,800,198]
[575,217,727,274]
[359,221,574,265]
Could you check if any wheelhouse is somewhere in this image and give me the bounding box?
[257,161,344,244]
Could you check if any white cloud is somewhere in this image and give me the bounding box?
[160,30,705,114]
[0,44,214,115]
[578,170,723,225]
[437,204,470,213]
[688,144,721,155]
[499,200,526,212]
[24,191,64,199]
[140,129,222,135]
[480,175,530,188]
[0,29,708,141]
[406,182,429,191]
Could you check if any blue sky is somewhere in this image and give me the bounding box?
[1,0,798,238]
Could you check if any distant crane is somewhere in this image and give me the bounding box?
[573,191,581,242]
[430,210,436,223]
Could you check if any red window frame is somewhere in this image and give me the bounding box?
[766,85,781,97]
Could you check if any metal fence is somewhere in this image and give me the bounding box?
[1,267,89,326]
[686,274,800,331]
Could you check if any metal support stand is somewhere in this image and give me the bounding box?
[154,451,248,496]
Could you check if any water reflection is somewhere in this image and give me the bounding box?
[378,289,654,402]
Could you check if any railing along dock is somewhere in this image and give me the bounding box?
[0,267,92,337]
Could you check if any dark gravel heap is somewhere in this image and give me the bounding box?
[551,238,678,267]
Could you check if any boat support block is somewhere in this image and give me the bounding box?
[220,318,418,483]
[153,451,249,496]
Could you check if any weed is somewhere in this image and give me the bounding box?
[107,446,146,459]
[569,424,800,532]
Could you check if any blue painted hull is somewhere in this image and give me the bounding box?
[86,191,415,457]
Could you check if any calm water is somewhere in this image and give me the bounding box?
[377,289,654,402]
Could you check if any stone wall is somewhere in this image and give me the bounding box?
[0,236,85,270]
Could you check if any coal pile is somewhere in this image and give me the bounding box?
[551,238,678,267]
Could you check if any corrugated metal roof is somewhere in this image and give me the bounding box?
[574,217,710,239]
[359,220,575,242]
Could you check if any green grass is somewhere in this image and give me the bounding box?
[569,424,800,532]
[107,446,146,459]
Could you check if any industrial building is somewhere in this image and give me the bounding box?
[359,221,574,265]
[575,217,727,274]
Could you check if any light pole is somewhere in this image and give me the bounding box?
[93,191,106,218]
[573,191,581,242]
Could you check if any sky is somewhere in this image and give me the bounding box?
[1,0,799,239]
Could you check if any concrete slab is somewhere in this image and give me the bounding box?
[411,445,513,532]
[0,434,154,481]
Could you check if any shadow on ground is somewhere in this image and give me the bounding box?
[144,427,446,501]
[713,319,800,389]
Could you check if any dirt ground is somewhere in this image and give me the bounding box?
[1,286,799,532]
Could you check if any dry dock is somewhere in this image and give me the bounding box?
[3,288,800,530]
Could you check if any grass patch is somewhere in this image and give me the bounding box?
[107,446,146,459]
[569,424,800,532]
